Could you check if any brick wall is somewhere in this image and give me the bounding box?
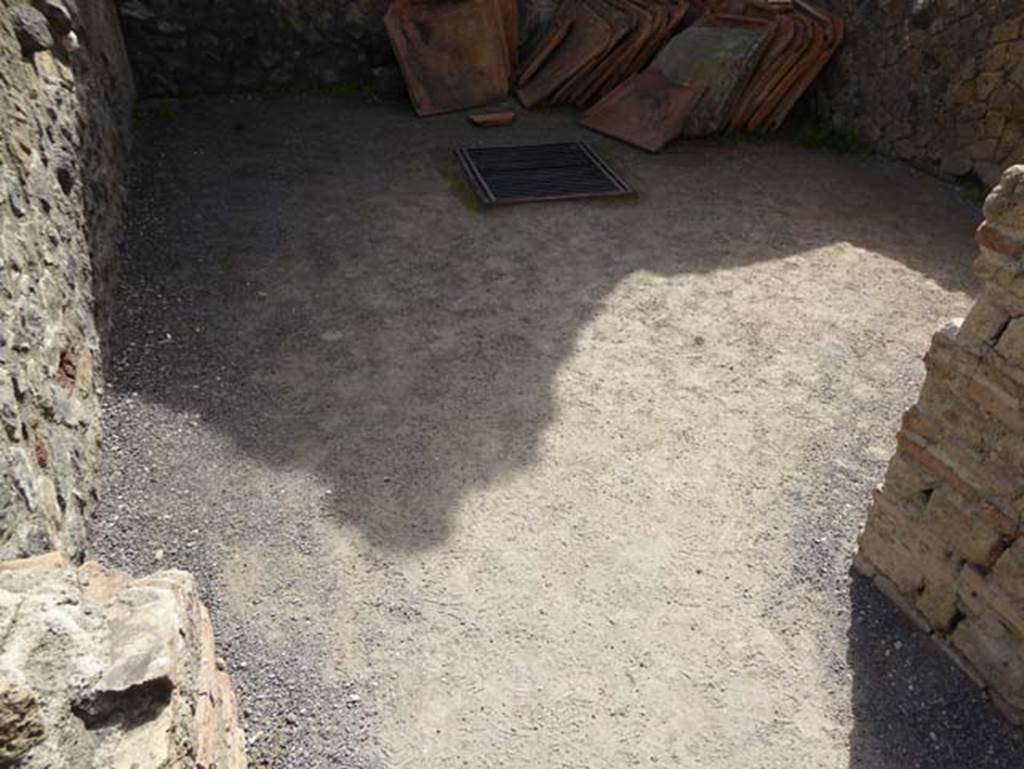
[856,164,1024,723]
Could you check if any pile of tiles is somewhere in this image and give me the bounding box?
[581,0,845,150]
[384,0,843,151]
[706,0,845,134]
[516,0,692,109]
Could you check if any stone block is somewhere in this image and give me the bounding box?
[0,555,247,769]
[11,5,53,56]
[858,494,927,595]
[983,42,1009,71]
[916,564,962,630]
[940,152,973,176]
[918,376,1005,458]
[985,166,1024,231]
[998,122,1024,160]
[993,540,1024,603]
[951,607,1024,713]
[957,289,1011,345]
[976,222,1024,257]
[964,368,1024,435]
[996,317,1024,365]
[879,452,937,502]
[987,111,1007,138]
[974,249,1024,302]
[968,138,999,162]
[992,17,1022,44]
[926,486,1008,566]
[956,119,987,146]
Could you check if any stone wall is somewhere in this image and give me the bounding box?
[1,11,248,765]
[117,0,396,97]
[114,0,562,99]
[110,0,1024,185]
[1,0,134,562]
[817,0,1024,186]
[855,164,1024,724]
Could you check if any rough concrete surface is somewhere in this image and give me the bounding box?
[93,94,1024,768]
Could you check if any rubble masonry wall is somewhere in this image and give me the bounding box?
[1,0,133,561]
[819,0,1024,185]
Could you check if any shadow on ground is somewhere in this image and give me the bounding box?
[110,93,977,551]
[102,93,1024,766]
[847,574,1024,768]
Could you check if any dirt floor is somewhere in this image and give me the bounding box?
[93,93,1024,768]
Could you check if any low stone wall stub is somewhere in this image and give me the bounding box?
[0,553,247,768]
[856,163,1024,724]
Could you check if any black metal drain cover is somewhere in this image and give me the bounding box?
[455,142,634,205]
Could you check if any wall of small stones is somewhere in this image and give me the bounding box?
[856,164,1024,724]
[116,0,397,97]
[817,0,1024,186]
[0,0,134,561]
[120,0,1024,187]
[114,0,560,99]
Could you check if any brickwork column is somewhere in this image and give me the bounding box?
[856,165,1024,723]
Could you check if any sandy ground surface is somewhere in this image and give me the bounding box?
[93,94,1024,768]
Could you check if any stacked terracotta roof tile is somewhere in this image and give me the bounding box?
[516,0,692,109]
[384,0,843,150]
[856,165,1024,724]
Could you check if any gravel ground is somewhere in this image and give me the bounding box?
[93,93,1024,768]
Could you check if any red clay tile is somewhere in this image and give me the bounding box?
[385,0,510,117]
[582,68,707,151]
[468,110,518,127]
[516,0,617,108]
[497,0,519,77]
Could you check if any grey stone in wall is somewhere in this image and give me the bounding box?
[817,0,1024,185]
[0,0,134,562]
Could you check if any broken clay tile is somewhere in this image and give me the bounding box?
[468,110,517,127]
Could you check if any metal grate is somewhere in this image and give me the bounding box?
[455,142,634,205]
